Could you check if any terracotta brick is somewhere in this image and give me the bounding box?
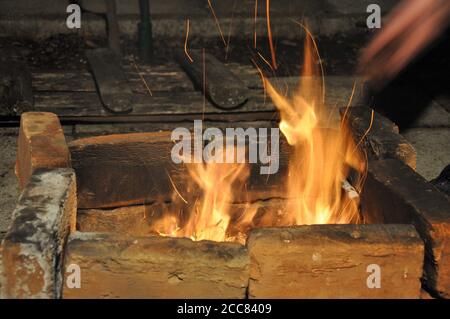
[247,224,424,299]
[15,112,71,189]
[62,232,249,299]
[0,169,77,298]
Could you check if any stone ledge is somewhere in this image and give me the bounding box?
[0,168,76,298]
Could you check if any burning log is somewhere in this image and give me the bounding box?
[15,112,71,189]
[361,158,450,298]
[340,106,416,169]
[62,232,249,299]
[69,131,288,209]
[0,168,76,298]
[247,224,424,298]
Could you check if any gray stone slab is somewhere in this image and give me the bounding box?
[402,128,450,181]
[409,102,450,128]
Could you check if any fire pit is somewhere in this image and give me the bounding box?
[1,105,449,299]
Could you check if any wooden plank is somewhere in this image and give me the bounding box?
[122,62,260,90]
[121,62,185,73]
[62,232,249,299]
[86,48,133,114]
[125,64,195,93]
[30,73,361,124]
[247,224,424,298]
[33,91,276,117]
[31,69,195,93]
[361,158,450,298]
[69,131,288,209]
[31,65,354,100]
[0,47,34,116]
[176,50,250,109]
[1,169,76,298]
[15,112,71,189]
[33,63,257,92]
[341,107,417,169]
[32,71,96,92]
[127,73,195,93]
[34,92,104,116]
[28,59,362,125]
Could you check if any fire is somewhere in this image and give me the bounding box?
[150,147,259,243]
[150,32,367,243]
[263,33,366,225]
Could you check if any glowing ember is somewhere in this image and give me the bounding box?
[150,32,367,244]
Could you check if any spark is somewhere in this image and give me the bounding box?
[184,19,194,63]
[340,80,357,129]
[132,57,153,96]
[257,51,274,72]
[354,109,375,152]
[225,0,238,61]
[254,0,258,48]
[266,0,277,70]
[207,0,227,47]
[251,57,267,105]
[166,169,188,204]
[202,48,206,119]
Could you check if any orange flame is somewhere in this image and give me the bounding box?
[151,147,259,243]
[263,30,366,225]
